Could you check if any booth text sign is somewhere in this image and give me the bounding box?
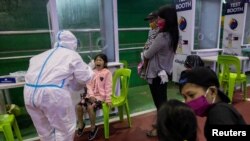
[225,0,244,15]
[175,0,192,12]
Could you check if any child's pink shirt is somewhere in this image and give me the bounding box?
[86,68,112,103]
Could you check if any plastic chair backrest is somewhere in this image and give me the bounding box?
[120,60,128,68]
[112,68,131,99]
[217,55,241,79]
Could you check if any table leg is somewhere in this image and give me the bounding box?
[0,90,7,114]
[3,89,12,104]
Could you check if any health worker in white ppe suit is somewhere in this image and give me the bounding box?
[24,30,93,141]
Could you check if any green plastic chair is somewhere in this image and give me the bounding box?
[0,114,22,141]
[102,68,132,139]
[120,60,128,68]
[217,55,247,103]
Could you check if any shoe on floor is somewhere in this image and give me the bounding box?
[146,128,157,137]
[88,126,99,140]
[77,123,85,137]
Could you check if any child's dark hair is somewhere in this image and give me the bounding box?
[184,55,204,69]
[157,99,197,141]
[94,53,108,68]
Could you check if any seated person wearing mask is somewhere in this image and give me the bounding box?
[179,67,246,140]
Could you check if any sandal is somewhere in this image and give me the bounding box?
[77,123,86,137]
[146,129,157,137]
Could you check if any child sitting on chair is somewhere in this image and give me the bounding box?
[76,53,112,140]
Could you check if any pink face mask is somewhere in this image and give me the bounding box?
[157,20,165,30]
[186,90,213,117]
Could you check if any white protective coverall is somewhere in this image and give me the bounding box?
[24,30,93,141]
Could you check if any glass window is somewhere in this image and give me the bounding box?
[194,0,222,50]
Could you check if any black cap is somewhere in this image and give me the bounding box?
[179,67,230,103]
[144,11,158,21]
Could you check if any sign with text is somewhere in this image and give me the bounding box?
[225,0,244,15]
[175,0,195,55]
[173,0,195,82]
[222,0,245,55]
[175,0,192,12]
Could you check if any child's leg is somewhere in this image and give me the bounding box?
[76,104,85,129]
[87,104,96,131]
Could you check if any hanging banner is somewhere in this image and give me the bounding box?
[172,0,195,82]
[222,0,245,56]
[175,0,194,55]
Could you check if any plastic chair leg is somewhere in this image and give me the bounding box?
[125,101,131,127]
[118,106,124,121]
[219,76,223,88]
[102,104,110,139]
[243,81,247,101]
[13,118,22,141]
[228,78,236,103]
[2,124,15,141]
[221,81,228,93]
[219,76,228,93]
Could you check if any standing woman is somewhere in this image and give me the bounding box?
[143,5,179,137]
